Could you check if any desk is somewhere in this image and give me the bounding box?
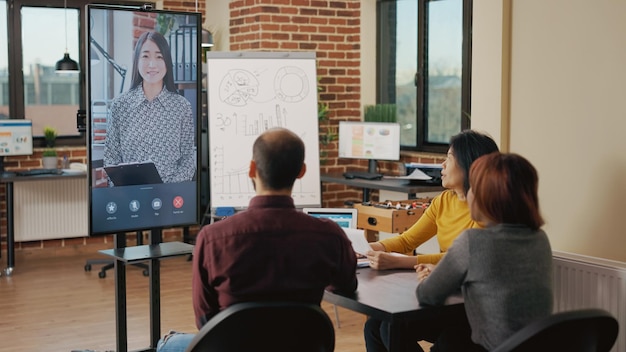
[321,173,443,203]
[99,231,194,352]
[0,172,86,276]
[323,268,463,352]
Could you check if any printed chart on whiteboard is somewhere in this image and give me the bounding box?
[206,52,321,209]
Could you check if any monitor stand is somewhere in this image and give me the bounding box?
[368,159,378,174]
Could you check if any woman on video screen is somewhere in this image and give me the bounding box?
[104,31,196,185]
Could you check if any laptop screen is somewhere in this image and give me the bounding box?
[302,208,358,229]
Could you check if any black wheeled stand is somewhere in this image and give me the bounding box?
[99,228,194,352]
[84,231,149,278]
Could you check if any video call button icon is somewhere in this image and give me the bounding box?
[106,202,117,214]
[129,200,140,212]
[173,196,184,209]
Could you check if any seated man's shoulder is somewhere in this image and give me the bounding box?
[196,215,239,238]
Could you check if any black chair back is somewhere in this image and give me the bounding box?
[185,301,335,352]
[491,308,619,352]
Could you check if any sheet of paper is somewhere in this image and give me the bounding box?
[343,228,372,255]
[405,162,442,169]
[383,168,432,180]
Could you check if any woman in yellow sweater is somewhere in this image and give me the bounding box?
[366,129,499,270]
[364,130,499,352]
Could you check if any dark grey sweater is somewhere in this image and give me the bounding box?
[417,224,553,350]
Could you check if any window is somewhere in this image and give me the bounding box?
[377,0,472,153]
[4,0,82,142]
[2,0,146,145]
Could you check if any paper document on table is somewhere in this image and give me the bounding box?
[406,162,442,169]
[383,168,432,180]
[343,228,372,255]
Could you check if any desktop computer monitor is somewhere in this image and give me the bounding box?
[0,120,33,173]
[338,121,401,174]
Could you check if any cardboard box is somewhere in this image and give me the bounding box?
[354,199,430,234]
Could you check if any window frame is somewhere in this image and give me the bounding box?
[4,0,149,147]
[376,0,472,154]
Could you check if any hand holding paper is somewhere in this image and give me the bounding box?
[343,228,372,256]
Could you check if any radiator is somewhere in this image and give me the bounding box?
[14,178,88,242]
[552,251,626,352]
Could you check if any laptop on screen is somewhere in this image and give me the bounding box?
[104,161,163,186]
[302,208,358,229]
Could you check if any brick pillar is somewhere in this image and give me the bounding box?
[229,0,364,206]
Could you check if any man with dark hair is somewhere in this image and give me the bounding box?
[250,126,306,190]
[157,127,358,352]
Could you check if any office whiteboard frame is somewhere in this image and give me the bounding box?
[206,52,322,209]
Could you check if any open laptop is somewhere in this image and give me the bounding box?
[302,207,369,267]
[104,161,163,186]
[302,207,358,229]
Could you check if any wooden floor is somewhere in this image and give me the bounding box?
[0,246,370,352]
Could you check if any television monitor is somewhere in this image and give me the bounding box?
[0,120,33,173]
[302,208,358,229]
[338,121,400,174]
[86,5,201,235]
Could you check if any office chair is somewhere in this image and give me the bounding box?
[491,308,619,352]
[184,301,335,352]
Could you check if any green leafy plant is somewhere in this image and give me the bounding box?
[43,149,57,157]
[364,104,397,123]
[317,78,336,164]
[43,126,57,148]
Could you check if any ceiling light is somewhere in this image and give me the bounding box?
[55,0,79,72]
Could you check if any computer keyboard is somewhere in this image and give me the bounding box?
[343,171,383,180]
[16,169,62,176]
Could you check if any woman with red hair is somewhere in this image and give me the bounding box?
[416,153,553,351]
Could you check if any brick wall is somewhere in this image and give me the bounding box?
[2,147,86,171]
[229,0,364,206]
[228,0,444,207]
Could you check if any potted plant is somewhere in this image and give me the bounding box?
[364,104,397,123]
[42,127,58,169]
[42,149,58,169]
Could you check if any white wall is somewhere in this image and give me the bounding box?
[361,0,377,109]
[473,0,626,262]
[203,1,229,52]
[470,0,509,148]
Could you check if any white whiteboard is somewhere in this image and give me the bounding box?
[206,52,321,208]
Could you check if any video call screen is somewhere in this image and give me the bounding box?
[87,5,201,235]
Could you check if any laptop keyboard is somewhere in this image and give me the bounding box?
[343,171,383,180]
[16,169,62,176]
